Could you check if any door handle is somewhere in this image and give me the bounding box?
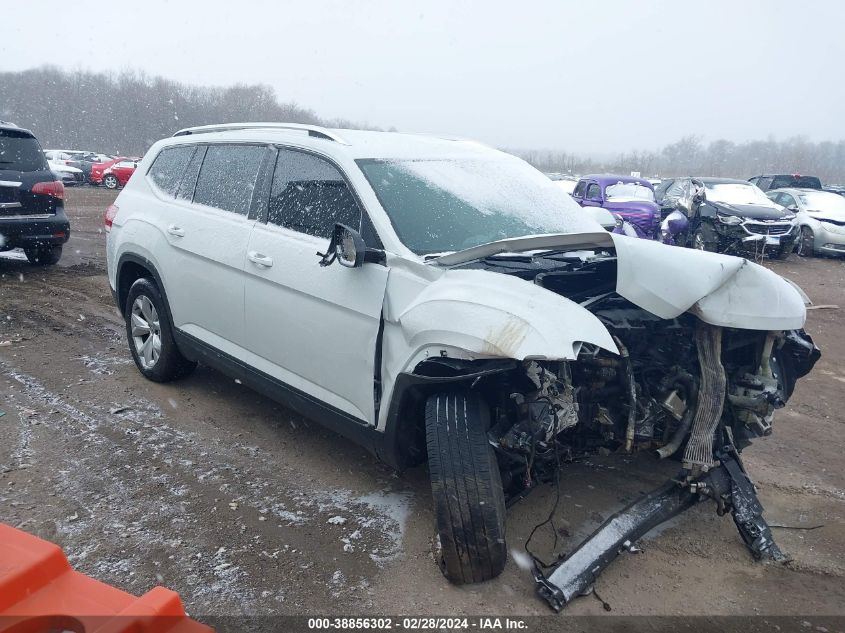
[167,224,185,237]
[248,251,274,267]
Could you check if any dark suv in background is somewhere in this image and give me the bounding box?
[749,174,822,192]
[0,122,70,265]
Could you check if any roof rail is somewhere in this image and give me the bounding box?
[172,122,349,144]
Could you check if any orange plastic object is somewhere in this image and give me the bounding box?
[0,523,213,633]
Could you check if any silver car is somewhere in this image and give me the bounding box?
[767,188,845,257]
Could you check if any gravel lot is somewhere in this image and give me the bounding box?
[1,188,844,621]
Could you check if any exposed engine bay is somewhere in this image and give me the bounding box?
[453,250,820,611]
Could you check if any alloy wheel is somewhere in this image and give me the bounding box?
[131,295,162,369]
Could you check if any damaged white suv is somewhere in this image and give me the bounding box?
[106,123,819,609]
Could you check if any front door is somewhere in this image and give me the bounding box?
[243,147,388,424]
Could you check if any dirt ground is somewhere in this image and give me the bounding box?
[1,188,844,621]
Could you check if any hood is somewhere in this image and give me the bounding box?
[431,232,806,331]
[708,200,791,221]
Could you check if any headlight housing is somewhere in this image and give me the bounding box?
[716,213,742,225]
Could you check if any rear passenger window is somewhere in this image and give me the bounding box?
[268,149,361,238]
[148,146,195,196]
[193,144,265,215]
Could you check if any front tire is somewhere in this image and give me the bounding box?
[692,224,717,252]
[125,278,196,382]
[25,245,62,266]
[797,227,815,258]
[425,390,507,584]
[103,174,119,189]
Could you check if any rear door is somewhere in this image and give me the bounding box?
[242,147,388,424]
[152,142,268,356]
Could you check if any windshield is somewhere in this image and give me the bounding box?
[357,156,599,254]
[704,183,774,207]
[605,182,654,201]
[0,130,48,171]
[798,191,845,213]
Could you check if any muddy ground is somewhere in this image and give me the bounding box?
[1,188,844,621]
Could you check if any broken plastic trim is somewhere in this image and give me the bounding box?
[533,480,697,611]
[533,451,785,612]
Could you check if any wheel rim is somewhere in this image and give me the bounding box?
[800,228,813,256]
[105,176,117,188]
[694,232,706,250]
[131,295,161,369]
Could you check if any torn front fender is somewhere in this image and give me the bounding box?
[395,268,618,363]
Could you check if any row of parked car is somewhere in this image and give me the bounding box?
[43,148,139,189]
[551,172,845,259]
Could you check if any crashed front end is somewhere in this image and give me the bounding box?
[443,236,819,611]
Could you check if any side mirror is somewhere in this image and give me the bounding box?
[318,223,366,268]
[787,204,799,213]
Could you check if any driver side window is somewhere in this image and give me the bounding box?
[268,149,362,239]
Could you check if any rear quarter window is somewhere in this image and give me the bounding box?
[148,145,196,196]
[0,130,48,172]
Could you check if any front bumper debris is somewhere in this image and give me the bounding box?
[533,450,784,612]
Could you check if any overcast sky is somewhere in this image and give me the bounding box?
[3,0,844,154]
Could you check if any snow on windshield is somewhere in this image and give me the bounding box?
[705,183,774,207]
[357,156,599,254]
[798,191,845,213]
[605,183,654,201]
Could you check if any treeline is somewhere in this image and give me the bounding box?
[0,66,381,155]
[515,134,845,184]
[2,67,843,183]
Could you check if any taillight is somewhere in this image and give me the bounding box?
[104,204,118,232]
[31,181,64,199]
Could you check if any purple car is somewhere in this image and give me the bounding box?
[572,174,660,238]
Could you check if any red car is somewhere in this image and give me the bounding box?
[93,157,140,188]
[89,157,124,185]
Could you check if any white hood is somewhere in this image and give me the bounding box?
[431,232,807,331]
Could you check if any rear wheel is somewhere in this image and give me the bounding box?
[103,174,119,189]
[125,278,196,382]
[797,227,815,257]
[425,390,507,584]
[25,245,62,266]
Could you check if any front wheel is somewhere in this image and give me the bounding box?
[25,245,62,266]
[125,278,196,382]
[103,174,119,189]
[425,390,507,584]
[797,227,815,258]
[692,224,717,252]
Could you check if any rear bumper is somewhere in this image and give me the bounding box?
[0,212,71,250]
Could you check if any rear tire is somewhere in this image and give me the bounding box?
[797,227,815,257]
[25,245,62,266]
[425,390,507,584]
[125,277,196,382]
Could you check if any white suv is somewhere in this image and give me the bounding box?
[106,123,818,601]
